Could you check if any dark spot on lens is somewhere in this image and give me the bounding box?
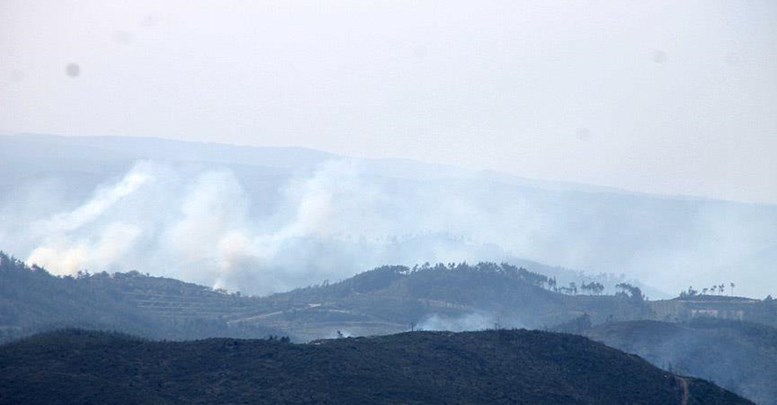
[65,63,81,78]
[652,50,667,64]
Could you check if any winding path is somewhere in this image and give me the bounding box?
[674,376,689,405]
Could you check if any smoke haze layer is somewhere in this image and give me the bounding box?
[1,135,776,298]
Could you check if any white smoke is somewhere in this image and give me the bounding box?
[3,156,776,298]
[161,170,252,286]
[418,313,499,332]
[26,163,154,275]
[36,168,150,234]
[14,159,456,294]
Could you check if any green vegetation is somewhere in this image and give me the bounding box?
[0,254,650,342]
[0,252,284,343]
[3,251,775,402]
[0,329,749,405]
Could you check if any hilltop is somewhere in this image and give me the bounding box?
[0,328,750,405]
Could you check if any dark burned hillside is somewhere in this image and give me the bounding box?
[0,329,750,405]
[584,319,777,405]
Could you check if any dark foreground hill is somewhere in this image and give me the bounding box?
[584,319,777,405]
[0,329,749,405]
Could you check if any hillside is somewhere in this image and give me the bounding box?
[584,319,777,405]
[1,254,649,342]
[249,262,649,340]
[0,252,283,342]
[0,329,750,405]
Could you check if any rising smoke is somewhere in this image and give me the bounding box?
[2,156,776,298]
[9,160,490,295]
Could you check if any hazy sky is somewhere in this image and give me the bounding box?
[2,0,776,203]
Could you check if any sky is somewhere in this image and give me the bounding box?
[1,0,776,204]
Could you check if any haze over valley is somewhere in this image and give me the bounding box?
[2,1,776,403]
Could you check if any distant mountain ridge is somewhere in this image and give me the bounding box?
[0,133,674,196]
[5,132,774,202]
